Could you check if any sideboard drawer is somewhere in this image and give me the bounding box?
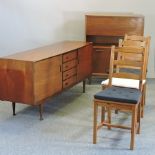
[63,75,77,89]
[63,67,77,80]
[63,50,77,62]
[63,59,77,71]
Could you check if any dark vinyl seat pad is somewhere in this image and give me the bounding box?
[94,86,142,104]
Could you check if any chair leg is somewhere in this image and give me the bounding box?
[12,102,16,116]
[143,83,146,106]
[137,103,141,134]
[115,109,119,114]
[39,104,44,121]
[101,106,106,123]
[88,77,92,85]
[107,108,111,130]
[141,83,146,118]
[93,102,98,144]
[130,106,137,150]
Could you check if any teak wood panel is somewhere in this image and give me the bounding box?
[77,44,93,81]
[63,75,77,89]
[5,41,90,62]
[63,50,77,62]
[93,47,111,74]
[34,56,62,103]
[62,59,77,72]
[0,59,8,100]
[0,59,33,104]
[63,68,77,81]
[86,15,144,36]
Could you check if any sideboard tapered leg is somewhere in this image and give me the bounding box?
[12,102,16,116]
[83,80,86,93]
[39,104,43,121]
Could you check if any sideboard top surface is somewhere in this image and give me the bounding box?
[4,41,90,62]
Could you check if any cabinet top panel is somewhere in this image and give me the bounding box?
[4,41,90,62]
[85,12,144,17]
[85,13,144,36]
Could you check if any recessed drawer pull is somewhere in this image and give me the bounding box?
[65,82,68,85]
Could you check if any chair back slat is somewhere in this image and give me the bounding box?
[108,46,145,90]
[112,72,140,80]
[124,34,145,41]
[114,60,143,68]
[119,35,151,80]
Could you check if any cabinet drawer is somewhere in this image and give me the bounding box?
[63,68,77,80]
[63,59,77,71]
[63,75,77,89]
[63,50,77,62]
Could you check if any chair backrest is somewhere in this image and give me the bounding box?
[118,35,151,79]
[109,46,146,90]
[124,34,145,41]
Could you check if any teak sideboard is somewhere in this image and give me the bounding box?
[85,13,144,77]
[0,41,93,120]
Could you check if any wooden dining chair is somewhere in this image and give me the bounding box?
[101,35,151,117]
[93,46,145,150]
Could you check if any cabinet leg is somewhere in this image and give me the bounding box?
[115,109,119,114]
[12,102,16,116]
[39,104,44,121]
[88,76,92,85]
[83,80,86,93]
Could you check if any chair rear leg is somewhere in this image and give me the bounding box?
[93,102,98,144]
[130,106,137,150]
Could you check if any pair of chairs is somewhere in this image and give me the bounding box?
[101,35,151,117]
[93,35,150,150]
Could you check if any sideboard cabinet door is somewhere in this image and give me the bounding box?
[77,44,93,82]
[34,55,62,103]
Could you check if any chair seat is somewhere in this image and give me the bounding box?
[101,78,146,89]
[94,86,142,104]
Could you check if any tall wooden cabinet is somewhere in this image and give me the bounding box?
[85,13,144,76]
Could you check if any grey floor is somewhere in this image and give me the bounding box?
[0,79,155,155]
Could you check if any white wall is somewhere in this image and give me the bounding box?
[0,0,155,77]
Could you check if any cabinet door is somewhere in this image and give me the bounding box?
[77,44,92,82]
[93,47,111,75]
[0,59,34,104]
[34,55,62,103]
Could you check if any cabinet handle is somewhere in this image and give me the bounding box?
[65,82,68,85]
[96,49,104,52]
